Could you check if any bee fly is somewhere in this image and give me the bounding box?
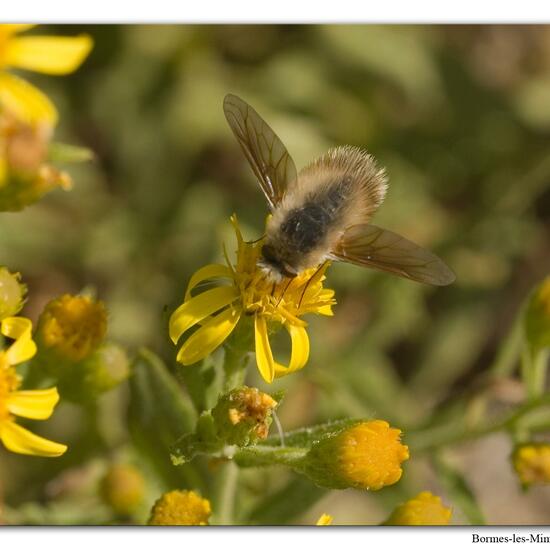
[223,94,455,286]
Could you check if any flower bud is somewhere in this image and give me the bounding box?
[100,464,145,517]
[36,293,107,363]
[212,386,278,446]
[512,443,550,487]
[148,490,211,526]
[383,491,452,525]
[300,420,409,491]
[0,267,26,320]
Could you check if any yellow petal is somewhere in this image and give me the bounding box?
[316,514,333,526]
[1,317,37,364]
[6,387,60,419]
[0,24,36,38]
[254,315,275,383]
[169,286,239,344]
[1,316,32,340]
[0,420,67,457]
[4,34,93,75]
[184,263,233,301]
[0,156,7,187]
[177,306,240,365]
[274,324,310,378]
[0,73,57,125]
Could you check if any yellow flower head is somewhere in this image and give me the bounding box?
[512,443,550,487]
[316,513,333,525]
[302,420,409,491]
[383,491,452,526]
[212,386,278,445]
[100,464,146,517]
[0,267,26,320]
[0,110,72,210]
[37,294,108,363]
[148,490,212,526]
[0,316,67,457]
[170,215,336,383]
[0,24,93,125]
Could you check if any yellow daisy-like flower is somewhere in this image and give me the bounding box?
[302,420,409,491]
[169,215,336,383]
[37,293,108,363]
[0,316,67,457]
[0,24,93,125]
[148,490,212,526]
[383,491,452,526]
[0,110,72,209]
[512,443,550,487]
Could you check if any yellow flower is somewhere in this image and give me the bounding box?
[0,267,26,320]
[148,490,211,526]
[100,464,146,517]
[37,294,108,363]
[316,513,333,525]
[0,316,67,457]
[170,215,336,383]
[0,24,93,125]
[512,443,550,487]
[0,110,72,210]
[301,420,409,490]
[383,491,452,525]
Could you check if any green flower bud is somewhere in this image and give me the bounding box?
[100,464,145,517]
[0,267,26,320]
[212,386,279,447]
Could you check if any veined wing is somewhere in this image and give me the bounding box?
[224,93,297,210]
[332,224,455,286]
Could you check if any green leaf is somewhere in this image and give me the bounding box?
[48,142,95,164]
[176,348,224,412]
[128,348,201,488]
[245,475,327,525]
[433,454,486,525]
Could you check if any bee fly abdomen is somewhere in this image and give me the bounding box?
[280,178,351,254]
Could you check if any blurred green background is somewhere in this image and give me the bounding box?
[1,24,550,525]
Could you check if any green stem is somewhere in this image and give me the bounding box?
[223,318,254,392]
[213,460,239,525]
[233,445,308,468]
[409,393,550,453]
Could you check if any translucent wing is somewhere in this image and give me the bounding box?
[332,224,456,286]
[223,93,297,210]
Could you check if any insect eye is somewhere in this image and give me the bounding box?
[281,263,298,278]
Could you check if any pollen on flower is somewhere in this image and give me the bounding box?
[302,420,410,491]
[0,267,26,320]
[383,491,452,525]
[148,490,211,526]
[169,215,336,382]
[512,443,550,487]
[212,386,278,445]
[37,294,107,362]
